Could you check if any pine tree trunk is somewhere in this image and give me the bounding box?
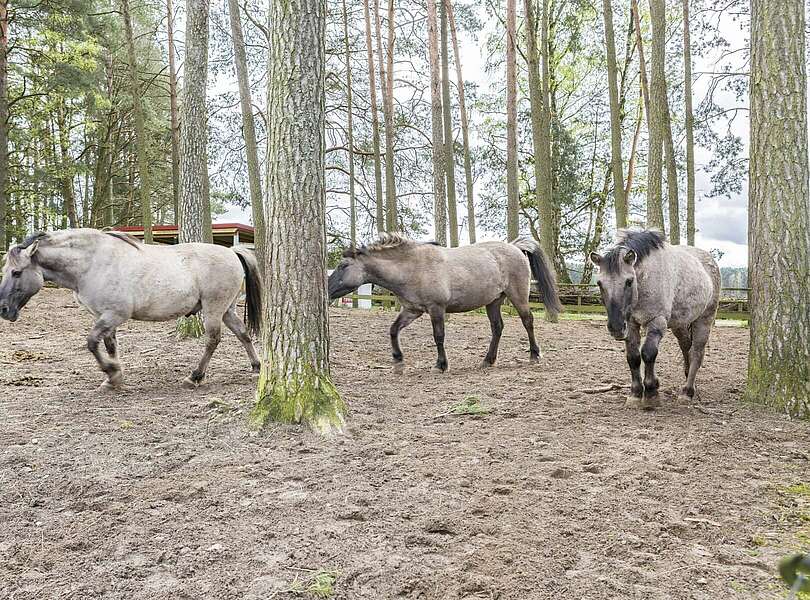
[537,0,554,260]
[440,0,458,246]
[644,0,665,232]
[56,102,78,228]
[683,0,695,246]
[624,91,643,197]
[228,0,265,262]
[602,0,627,229]
[747,0,810,419]
[178,0,213,244]
[446,0,475,243]
[121,0,153,242]
[505,0,519,241]
[374,0,397,230]
[662,97,680,243]
[363,0,385,232]
[167,0,180,224]
[253,0,345,434]
[342,0,356,249]
[426,0,447,245]
[0,0,8,250]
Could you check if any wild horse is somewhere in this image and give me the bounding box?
[328,233,562,373]
[590,229,720,408]
[0,229,262,390]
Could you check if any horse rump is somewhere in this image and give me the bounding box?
[511,238,563,317]
[232,247,263,338]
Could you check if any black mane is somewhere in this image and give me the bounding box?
[602,229,666,273]
[8,232,47,259]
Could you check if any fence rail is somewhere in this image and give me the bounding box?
[335,285,751,321]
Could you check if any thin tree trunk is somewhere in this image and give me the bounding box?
[446,0,475,244]
[602,0,627,229]
[537,0,554,260]
[167,0,181,224]
[121,0,153,242]
[0,0,8,250]
[56,102,78,228]
[505,0,519,241]
[178,0,213,244]
[363,0,385,232]
[747,0,810,418]
[253,0,345,434]
[683,0,695,245]
[624,90,643,198]
[228,0,265,263]
[374,0,396,230]
[662,99,680,243]
[342,0,356,250]
[642,0,664,232]
[426,0,446,245]
[440,0,458,246]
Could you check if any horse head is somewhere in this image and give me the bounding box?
[0,233,48,322]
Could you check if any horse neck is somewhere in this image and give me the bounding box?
[365,250,415,295]
[36,236,95,291]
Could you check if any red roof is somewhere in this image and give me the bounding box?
[116,223,255,234]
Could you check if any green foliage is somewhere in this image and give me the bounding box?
[448,395,491,416]
[175,316,205,339]
[289,569,339,598]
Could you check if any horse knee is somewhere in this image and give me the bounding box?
[641,340,659,364]
[626,351,641,370]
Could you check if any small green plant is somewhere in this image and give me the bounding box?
[175,315,205,339]
[289,569,338,598]
[448,395,491,416]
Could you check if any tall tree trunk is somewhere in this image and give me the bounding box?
[363,0,385,232]
[253,0,345,434]
[662,98,680,243]
[747,0,810,418]
[374,0,397,230]
[537,0,554,260]
[602,0,627,229]
[525,0,553,261]
[122,0,153,242]
[178,0,213,244]
[683,0,695,245]
[624,91,643,197]
[342,0,356,249]
[644,0,665,232]
[56,102,78,228]
[440,0,458,246]
[446,0,475,243]
[426,0,447,245]
[167,0,181,224]
[505,0,519,241]
[228,0,265,262]
[0,0,8,250]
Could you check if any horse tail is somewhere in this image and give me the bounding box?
[511,237,563,318]
[232,247,263,338]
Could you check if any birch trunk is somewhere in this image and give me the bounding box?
[363,0,385,232]
[505,0,519,241]
[440,0,458,246]
[426,0,447,245]
[253,0,345,433]
[747,0,810,419]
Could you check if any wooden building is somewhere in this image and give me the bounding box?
[115,223,255,247]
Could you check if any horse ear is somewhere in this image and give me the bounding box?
[589,252,602,266]
[623,249,637,266]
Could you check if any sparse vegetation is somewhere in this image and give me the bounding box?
[289,569,339,598]
[448,395,491,416]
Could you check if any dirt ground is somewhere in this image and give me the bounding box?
[1,288,808,600]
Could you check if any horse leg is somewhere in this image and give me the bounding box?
[429,308,448,373]
[87,315,125,391]
[223,306,261,373]
[680,317,712,402]
[182,314,223,389]
[638,316,667,408]
[481,297,505,368]
[514,300,541,363]
[104,328,118,360]
[672,326,692,379]
[624,321,643,405]
[390,309,422,374]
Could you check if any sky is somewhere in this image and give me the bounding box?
[218,4,753,268]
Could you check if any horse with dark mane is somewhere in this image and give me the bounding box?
[328,233,562,373]
[0,229,262,390]
[590,229,720,408]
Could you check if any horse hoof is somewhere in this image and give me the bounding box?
[431,365,448,374]
[392,362,405,375]
[529,356,540,364]
[98,381,121,393]
[251,363,261,374]
[181,377,199,390]
[480,360,494,369]
[625,395,658,410]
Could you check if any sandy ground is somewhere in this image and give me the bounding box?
[1,288,808,600]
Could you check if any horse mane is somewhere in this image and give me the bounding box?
[105,230,143,250]
[6,232,48,263]
[343,232,438,258]
[602,229,666,273]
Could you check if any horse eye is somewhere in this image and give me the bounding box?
[11,270,22,278]
[596,281,603,288]
[625,278,633,287]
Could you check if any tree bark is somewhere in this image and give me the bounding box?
[56,101,78,228]
[253,0,345,434]
[167,0,180,224]
[342,0,356,249]
[683,0,695,245]
[228,0,265,263]
[426,0,447,245]
[602,0,627,229]
[747,0,810,419]
[537,0,554,260]
[446,0,475,243]
[363,0,385,232]
[440,0,458,246]
[178,0,213,244]
[374,0,397,230]
[0,0,8,250]
[121,0,153,242]
[505,0,519,241]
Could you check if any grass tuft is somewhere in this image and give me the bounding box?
[448,395,491,416]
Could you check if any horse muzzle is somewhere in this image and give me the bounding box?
[0,304,19,322]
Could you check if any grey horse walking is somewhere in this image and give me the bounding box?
[589,229,720,408]
[0,229,262,390]
[328,233,562,373]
